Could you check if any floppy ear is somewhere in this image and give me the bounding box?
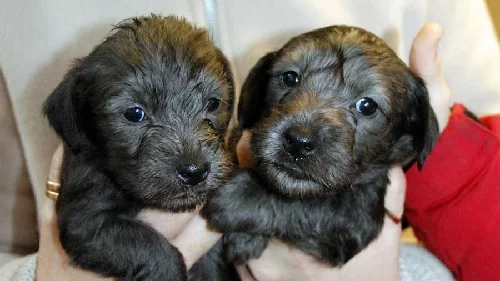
[238,52,276,129]
[43,66,91,153]
[406,75,440,169]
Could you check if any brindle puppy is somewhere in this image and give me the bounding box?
[201,25,439,274]
[43,15,234,281]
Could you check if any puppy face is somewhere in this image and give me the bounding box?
[239,26,438,198]
[44,16,234,211]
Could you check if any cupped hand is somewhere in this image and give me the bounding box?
[409,23,452,132]
[235,132,405,281]
[36,144,220,281]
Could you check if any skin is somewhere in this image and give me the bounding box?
[37,23,451,281]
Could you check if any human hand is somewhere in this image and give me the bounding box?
[235,132,405,281]
[234,23,451,281]
[409,23,453,132]
[36,144,221,281]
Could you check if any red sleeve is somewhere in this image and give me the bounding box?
[404,103,500,281]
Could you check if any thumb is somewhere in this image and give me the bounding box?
[47,144,64,184]
[409,23,444,83]
[384,166,406,223]
[409,23,452,132]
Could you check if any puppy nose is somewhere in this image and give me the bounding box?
[283,126,316,160]
[176,163,210,185]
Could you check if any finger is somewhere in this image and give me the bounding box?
[40,143,64,258]
[384,166,406,223]
[236,265,258,281]
[48,143,64,182]
[40,143,64,259]
[171,214,221,269]
[409,23,444,82]
[236,130,255,168]
[409,23,452,131]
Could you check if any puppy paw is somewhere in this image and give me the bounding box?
[201,172,250,232]
[201,169,273,233]
[224,233,268,265]
[200,188,235,232]
[124,246,187,281]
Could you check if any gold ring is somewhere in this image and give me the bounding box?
[46,180,60,201]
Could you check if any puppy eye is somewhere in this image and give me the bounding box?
[355,98,378,116]
[207,98,220,112]
[124,107,146,122]
[280,71,300,87]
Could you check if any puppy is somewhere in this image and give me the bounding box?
[201,25,439,273]
[43,15,234,281]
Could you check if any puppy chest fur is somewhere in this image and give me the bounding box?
[44,15,234,281]
[200,25,439,275]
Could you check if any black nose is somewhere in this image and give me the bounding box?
[283,126,316,160]
[176,163,210,185]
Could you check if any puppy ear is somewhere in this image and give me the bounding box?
[406,75,440,169]
[238,52,276,129]
[43,65,91,153]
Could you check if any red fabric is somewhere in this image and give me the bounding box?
[405,103,500,281]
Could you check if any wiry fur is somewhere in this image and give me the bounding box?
[43,15,234,281]
[194,25,439,279]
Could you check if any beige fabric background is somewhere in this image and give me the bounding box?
[0,72,37,264]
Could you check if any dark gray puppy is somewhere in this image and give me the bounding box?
[43,15,234,281]
[200,25,439,277]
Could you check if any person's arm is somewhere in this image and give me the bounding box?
[405,105,500,281]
